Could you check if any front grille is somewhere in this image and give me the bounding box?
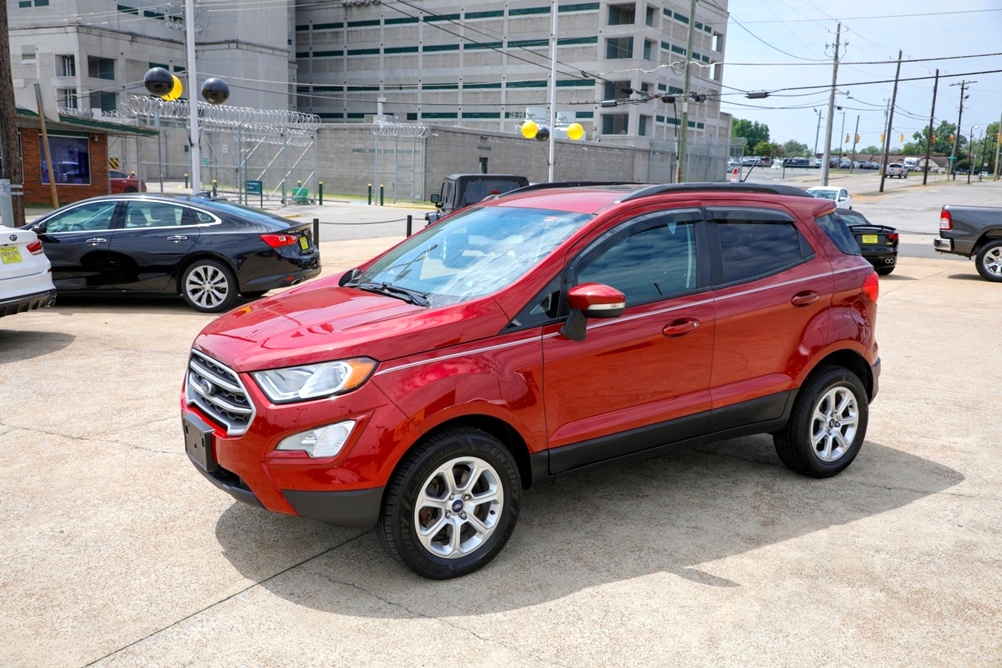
[186,350,255,436]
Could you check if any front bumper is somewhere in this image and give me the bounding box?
[182,368,418,528]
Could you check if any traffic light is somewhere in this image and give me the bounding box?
[931,135,937,143]
[899,133,904,142]
[949,134,955,144]
[855,134,860,144]
[880,133,885,143]
[845,133,851,143]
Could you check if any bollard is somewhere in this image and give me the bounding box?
[212,180,218,197]
[406,214,413,237]
[318,181,324,205]
[184,173,189,189]
[368,184,372,206]
[313,217,320,245]
[380,184,384,206]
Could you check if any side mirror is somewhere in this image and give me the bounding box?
[430,193,441,205]
[561,283,626,341]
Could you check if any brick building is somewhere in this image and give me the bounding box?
[13,108,156,206]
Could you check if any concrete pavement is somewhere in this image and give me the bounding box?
[2,231,1001,665]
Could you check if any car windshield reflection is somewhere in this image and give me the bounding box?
[357,206,593,306]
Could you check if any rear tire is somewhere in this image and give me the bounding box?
[975,239,1002,282]
[181,259,239,313]
[774,365,868,478]
[378,427,521,579]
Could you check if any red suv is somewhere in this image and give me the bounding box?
[182,183,880,579]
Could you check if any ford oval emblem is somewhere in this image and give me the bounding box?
[8,234,16,242]
[199,378,214,395]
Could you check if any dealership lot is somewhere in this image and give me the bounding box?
[2,187,1001,666]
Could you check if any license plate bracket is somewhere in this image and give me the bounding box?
[298,235,310,250]
[184,413,219,473]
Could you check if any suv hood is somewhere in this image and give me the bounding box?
[192,277,510,372]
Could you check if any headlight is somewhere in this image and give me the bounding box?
[276,420,356,458]
[252,357,377,403]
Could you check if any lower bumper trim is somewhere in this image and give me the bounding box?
[284,487,384,528]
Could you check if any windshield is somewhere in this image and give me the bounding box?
[355,205,592,306]
[810,189,838,201]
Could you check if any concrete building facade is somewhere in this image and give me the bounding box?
[294,0,731,147]
[7,0,294,118]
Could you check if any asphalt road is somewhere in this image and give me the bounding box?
[4,177,1000,666]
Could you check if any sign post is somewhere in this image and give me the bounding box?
[246,179,263,208]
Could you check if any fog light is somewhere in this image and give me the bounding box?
[276,420,355,458]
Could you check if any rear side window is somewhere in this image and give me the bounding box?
[716,221,809,284]
[816,212,861,256]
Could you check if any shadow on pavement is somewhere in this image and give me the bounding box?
[214,435,962,616]
[0,328,75,361]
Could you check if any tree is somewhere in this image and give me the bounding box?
[902,121,960,155]
[783,139,809,158]
[732,118,770,147]
[753,140,782,159]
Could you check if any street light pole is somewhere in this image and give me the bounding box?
[185,0,200,194]
[968,125,978,184]
[813,108,822,158]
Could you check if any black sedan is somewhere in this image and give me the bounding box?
[836,207,899,275]
[25,194,321,312]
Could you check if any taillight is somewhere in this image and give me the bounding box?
[862,271,880,302]
[260,233,299,248]
[27,240,44,255]
[940,209,953,230]
[887,232,899,246]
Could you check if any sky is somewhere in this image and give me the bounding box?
[717,1,1002,154]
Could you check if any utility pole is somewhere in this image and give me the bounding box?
[0,0,26,227]
[879,50,902,194]
[994,110,1002,181]
[676,0,697,183]
[820,23,841,186]
[950,80,973,179]
[923,69,938,185]
[849,114,860,173]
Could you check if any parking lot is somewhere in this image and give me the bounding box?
[2,178,1001,666]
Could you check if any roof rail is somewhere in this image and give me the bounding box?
[618,182,813,202]
[495,181,641,199]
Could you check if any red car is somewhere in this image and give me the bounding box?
[182,182,881,579]
[109,169,146,193]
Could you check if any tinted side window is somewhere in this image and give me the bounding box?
[577,216,699,306]
[817,212,861,256]
[717,221,807,284]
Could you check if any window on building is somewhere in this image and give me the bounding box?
[89,91,117,113]
[21,46,36,63]
[605,37,634,59]
[57,89,78,109]
[39,135,90,186]
[602,114,629,135]
[646,6,656,26]
[643,39,655,61]
[639,115,651,136]
[712,32,723,52]
[603,80,631,101]
[607,3,636,25]
[57,55,75,77]
[87,57,115,80]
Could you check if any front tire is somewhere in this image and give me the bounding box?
[975,239,1002,282]
[378,428,521,579]
[774,365,869,478]
[181,259,239,313]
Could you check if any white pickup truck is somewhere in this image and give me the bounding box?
[885,162,907,178]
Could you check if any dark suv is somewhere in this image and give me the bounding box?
[183,183,881,579]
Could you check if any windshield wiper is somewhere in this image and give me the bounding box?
[345,281,430,307]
